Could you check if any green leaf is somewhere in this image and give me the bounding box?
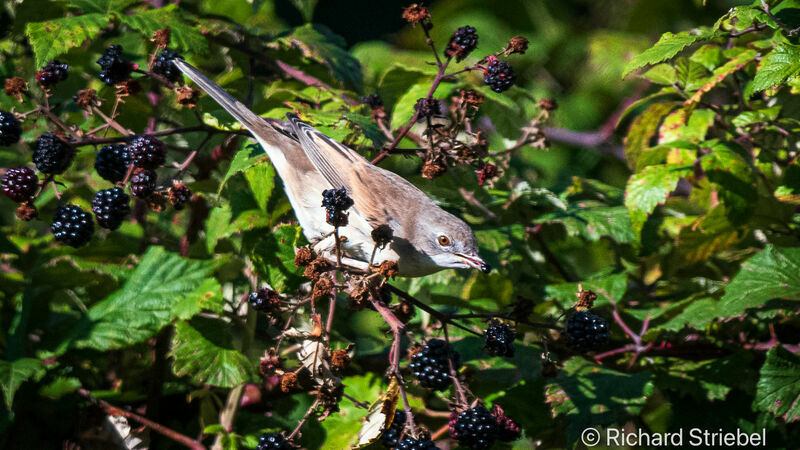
[288,0,318,22]
[623,29,716,76]
[624,164,692,232]
[243,161,276,213]
[675,205,744,263]
[119,5,208,54]
[755,346,800,422]
[545,272,628,309]
[749,44,800,95]
[68,247,217,350]
[654,353,753,401]
[731,105,781,127]
[220,143,268,193]
[376,65,430,112]
[66,0,137,14]
[0,358,45,408]
[171,320,258,388]
[390,82,448,130]
[171,278,224,320]
[25,14,108,67]
[535,204,635,243]
[642,64,678,85]
[623,102,677,170]
[244,225,305,293]
[684,49,757,107]
[720,246,800,316]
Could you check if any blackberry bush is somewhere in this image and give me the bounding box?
[409,339,459,390]
[91,188,131,230]
[97,45,132,85]
[51,204,94,247]
[483,58,515,93]
[566,310,610,351]
[94,144,131,183]
[33,132,75,174]
[36,60,69,86]
[1,167,38,202]
[450,406,498,449]
[127,134,166,169]
[0,110,22,146]
[446,26,478,61]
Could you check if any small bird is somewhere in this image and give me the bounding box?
[173,59,489,277]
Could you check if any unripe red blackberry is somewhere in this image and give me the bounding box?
[483,320,515,357]
[451,406,498,449]
[151,49,183,83]
[566,310,610,351]
[33,132,75,174]
[0,111,22,146]
[322,187,353,227]
[97,45,133,85]
[92,188,131,230]
[483,58,515,93]
[36,60,69,87]
[51,204,94,247]
[168,182,191,210]
[446,26,478,62]
[409,339,459,390]
[127,135,166,169]
[396,436,438,450]
[380,409,406,448]
[256,433,291,450]
[1,167,38,202]
[130,168,156,197]
[94,144,131,183]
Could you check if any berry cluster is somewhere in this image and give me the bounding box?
[51,205,94,247]
[248,288,282,313]
[128,134,166,169]
[94,144,131,183]
[450,406,498,449]
[566,310,610,351]
[91,188,131,230]
[380,409,407,448]
[131,168,157,198]
[1,167,37,202]
[483,320,515,357]
[321,187,354,227]
[409,339,459,390]
[33,132,75,174]
[256,433,291,450]
[446,26,479,62]
[0,111,22,146]
[97,45,133,85]
[396,437,438,450]
[36,60,69,87]
[151,50,183,83]
[484,58,515,93]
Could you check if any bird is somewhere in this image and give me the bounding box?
[173,59,490,277]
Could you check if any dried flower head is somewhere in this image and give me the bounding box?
[371,224,394,249]
[421,157,447,180]
[313,277,334,300]
[575,289,597,311]
[4,77,27,101]
[294,247,314,267]
[505,36,530,55]
[402,3,431,26]
[73,89,99,109]
[379,260,399,279]
[16,202,37,221]
[152,28,171,48]
[176,86,199,108]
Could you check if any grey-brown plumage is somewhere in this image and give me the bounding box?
[173,59,489,277]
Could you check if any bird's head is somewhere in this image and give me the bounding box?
[415,210,490,274]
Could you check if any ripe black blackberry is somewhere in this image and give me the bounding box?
[36,60,69,87]
[409,339,459,390]
[483,58,515,93]
[247,288,282,313]
[321,187,353,227]
[451,406,498,449]
[168,182,191,210]
[33,132,75,174]
[127,135,166,169]
[566,310,610,351]
[95,144,131,183]
[92,188,131,230]
[97,45,133,85]
[1,167,38,202]
[446,26,478,62]
[483,320,515,357]
[151,50,182,83]
[380,409,406,448]
[0,110,22,146]
[396,436,438,450]
[256,432,291,450]
[130,168,156,198]
[51,204,94,247]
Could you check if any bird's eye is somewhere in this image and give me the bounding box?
[438,235,450,246]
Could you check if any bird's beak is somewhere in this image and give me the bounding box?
[456,253,491,274]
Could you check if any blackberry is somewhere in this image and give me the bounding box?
[483,320,515,357]
[91,188,131,230]
[413,98,443,122]
[97,45,133,85]
[168,182,191,210]
[446,26,478,62]
[127,135,166,169]
[566,310,610,351]
[483,59,515,93]
[0,110,22,146]
[51,204,94,247]
[409,339,459,390]
[360,93,383,109]
[396,436,438,450]
[1,167,38,202]
[256,433,291,450]
[130,168,156,198]
[36,60,69,87]
[247,288,282,313]
[381,410,406,448]
[33,133,75,174]
[151,49,182,83]
[94,144,131,183]
[451,406,498,449]
[321,187,353,227]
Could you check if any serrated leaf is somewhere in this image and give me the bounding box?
[0,358,45,408]
[220,144,268,193]
[755,346,800,422]
[377,65,430,112]
[535,204,635,243]
[684,49,757,107]
[244,225,305,293]
[624,164,692,232]
[623,102,677,170]
[675,206,744,263]
[68,247,217,350]
[170,278,224,320]
[119,5,208,54]
[624,29,716,76]
[171,320,258,388]
[654,353,753,401]
[749,44,800,95]
[642,64,678,85]
[25,14,108,67]
[66,0,137,14]
[720,246,800,316]
[243,161,276,213]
